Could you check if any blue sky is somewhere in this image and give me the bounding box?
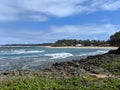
[0,0,120,44]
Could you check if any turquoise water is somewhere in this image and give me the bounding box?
[0,46,109,71]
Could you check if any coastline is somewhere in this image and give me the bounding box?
[0,48,120,78]
[0,45,118,50]
[0,48,120,89]
[46,46,118,50]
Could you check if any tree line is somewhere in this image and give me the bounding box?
[53,31,120,47]
[53,39,109,46]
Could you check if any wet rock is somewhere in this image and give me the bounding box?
[2,71,11,75]
[90,68,105,74]
[108,48,120,54]
[0,70,33,76]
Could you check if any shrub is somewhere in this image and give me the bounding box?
[109,31,120,47]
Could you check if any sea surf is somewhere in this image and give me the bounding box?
[0,46,109,72]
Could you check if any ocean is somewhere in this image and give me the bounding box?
[0,46,109,72]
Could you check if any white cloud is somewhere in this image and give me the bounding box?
[46,24,120,40]
[0,24,119,44]
[101,0,120,10]
[27,15,48,22]
[0,0,19,21]
[0,0,120,21]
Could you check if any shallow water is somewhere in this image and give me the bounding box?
[0,46,109,71]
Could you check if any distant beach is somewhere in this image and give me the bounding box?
[0,46,118,50]
[46,46,118,50]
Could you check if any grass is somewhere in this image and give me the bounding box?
[0,76,120,90]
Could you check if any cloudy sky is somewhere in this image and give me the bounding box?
[0,0,120,44]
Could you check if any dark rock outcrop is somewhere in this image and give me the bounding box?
[0,70,33,76]
[108,47,120,54]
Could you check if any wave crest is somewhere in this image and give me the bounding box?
[44,53,73,59]
[0,50,45,55]
[78,50,108,56]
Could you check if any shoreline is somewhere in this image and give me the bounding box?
[0,48,120,78]
[0,45,118,50]
[46,46,118,50]
[0,48,120,90]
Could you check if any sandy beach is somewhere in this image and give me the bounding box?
[1,45,118,50]
[46,46,118,50]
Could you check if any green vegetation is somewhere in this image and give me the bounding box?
[101,57,120,75]
[109,31,120,47]
[53,39,108,46]
[83,54,120,75]
[0,76,120,90]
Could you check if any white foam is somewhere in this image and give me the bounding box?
[0,50,45,55]
[1,63,9,67]
[78,50,109,56]
[23,50,45,53]
[44,53,73,59]
[22,65,29,69]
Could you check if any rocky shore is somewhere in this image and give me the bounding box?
[0,48,120,80]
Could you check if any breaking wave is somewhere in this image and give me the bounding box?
[44,53,73,59]
[78,50,109,56]
[0,50,45,55]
